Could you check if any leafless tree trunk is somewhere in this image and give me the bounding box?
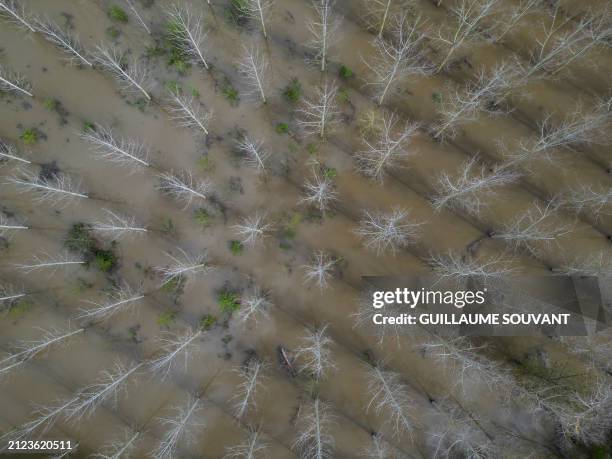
[232,213,272,247]
[354,208,422,256]
[224,427,269,458]
[364,13,430,105]
[166,89,211,135]
[306,0,340,72]
[0,138,31,163]
[76,284,145,322]
[94,45,150,99]
[148,328,203,379]
[238,0,273,39]
[561,185,612,220]
[15,252,85,275]
[293,398,335,459]
[232,359,266,419]
[236,286,272,324]
[91,209,148,239]
[35,18,92,67]
[296,80,339,139]
[125,0,150,34]
[154,395,204,459]
[165,3,209,69]
[8,169,89,207]
[428,251,516,286]
[154,247,212,286]
[92,429,141,459]
[0,65,33,97]
[295,325,335,381]
[236,136,269,173]
[302,251,336,290]
[0,0,35,32]
[80,124,150,169]
[491,0,539,43]
[238,45,269,104]
[300,169,338,213]
[157,170,210,209]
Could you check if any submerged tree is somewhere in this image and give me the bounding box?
[433,0,498,72]
[148,328,204,379]
[300,170,338,213]
[366,364,415,439]
[125,0,150,34]
[166,89,211,135]
[232,213,272,247]
[306,0,340,72]
[0,138,31,163]
[224,427,268,458]
[0,0,36,32]
[154,395,204,459]
[92,429,141,459]
[94,45,151,100]
[236,136,270,173]
[80,124,150,170]
[232,359,266,419]
[293,398,335,459]
[76,283,145,322]
[35,18,93,67]
[91,209,148,239]
[491,0,539,43]
[428,251,516,285]
[238,45,269,104]
[0,284,26,306]
[238,0,273,39]
[165,4,209,70]
[0,328,84,378]
[432,62,519,140]
[431,156,520,216]
[15,252,85,275]
[355,112,419,182]
[354,208,422,256]
[157,170,210,209]
[236,287,271,324]
[562,185,612,220]
[492,200,574,255]
[66,361,142,422]
[0,214,28,238]
[303,251,336,290]
[364,0,394,36]
[364,13,430,105]
[154,248,212,286]
[0,65,33,97]
[8,169,89,207]
[296,80,339,138]
[294,325,335,381]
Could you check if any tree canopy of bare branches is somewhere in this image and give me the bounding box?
[306,0,340,72]
[354,208,422,255]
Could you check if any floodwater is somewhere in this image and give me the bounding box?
[0,0,610,457]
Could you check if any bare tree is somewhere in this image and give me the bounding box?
[94,45,151,100]
[432,63,519,140]
[157,170,210,209]
[365,13,430,106]
[507,99,612,166]
[355,112,419,182]
[555,250,612,277]
[300,170,338,213]
[236,136,269,173]
[293,398,335,459]
[361,433,399,459]
[232,359,266,419]
[433,0,498,72]
[232,213,273,247]
[306,0,340,72]
[92,429,141,459]
[154,395,204,459]
[0,65,33,97]
[239,0,273,39]
[302,251,336,290]
[91,209,148,239]
[166,89,211,135]
[0,0,35,32]
[236,287,271,324]
[224,427,269,458]
[34,18,92,67]
[8,169,89,207]
[562,185,612,220]
[124,0,150,34]
[491,0,539,43]
[76,284,145,322]
[15,252,85,275]
[0,214,28,238]
[296,80,339,138]
[80,124,150,169]
[366,364,415,439]
[238,45,269,104]
[0,328,84,378]
[148,328,203,379]
[428,251,516,285]
[492,200,574,255]
[364,0,395,36]
[0,284,26,305]
[295,325,335,381]
[66,361,142,422]
[0,138,31,163]
[164,4,209,69]
[354,208,422,256]
[154,248,212,286]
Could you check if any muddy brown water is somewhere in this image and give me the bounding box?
[1,0,611,457]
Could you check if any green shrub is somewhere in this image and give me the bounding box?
[283,78,302,103]
[276,123,289,134]
[199,314,218,330]
[82,120,96,133]
[193,208,211,227]
[157,310,177,327]
[108,5,129,22]
[323,167,338,179]
[218,291,240,313]
[94,249,117,273]
[229,240,244,255]
[337,88,350,104]
[339,65,353,79]
[20,128,38,145]
[432,92,443,104]
[44,98,58,111]
[65,223,95,253]
[222,83,240,106]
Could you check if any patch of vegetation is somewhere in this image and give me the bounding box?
[6,298,32,320]
[108,5,128,23]
[339,64,354,79]
[280,212,302,242]
[44,98,58,111]
[222,81,240,106]
[163,21,191,74]
[229,240,244,255]
[165,80,182,93]
[160,217,177,237]
[337,87,350,104]
[106,26,121,39]
[94,249,117,273]
[193,208,211,227]
[197,154,215,172]
[307,143,319,155]
[276,123,289,135]
[226,0,249,26]
[20,128,38,145]
[162,274,185,295]
[323,167,338,179]
[157,310,177,328]
[218,291,240,313]
[199,314,218,330]
[432,92,443,104]
[65,223,118,273]
[82,120,96,133]
[283,78,302,103]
